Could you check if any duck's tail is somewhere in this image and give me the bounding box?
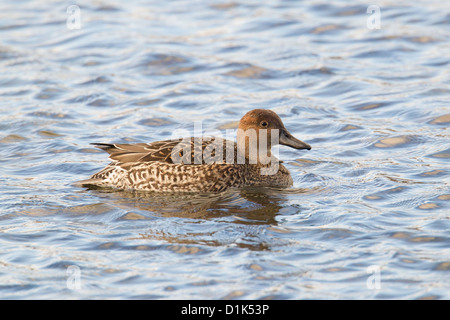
[74,144,118,188]
[90,143,117,154]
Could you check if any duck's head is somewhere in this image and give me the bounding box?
[237,109,311,155]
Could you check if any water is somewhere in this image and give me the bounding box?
[0,0,449,299]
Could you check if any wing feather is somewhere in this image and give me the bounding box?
[92,138,237,165]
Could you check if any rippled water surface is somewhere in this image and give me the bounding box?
[1,0,449,299]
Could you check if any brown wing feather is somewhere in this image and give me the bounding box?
[92,138,238,165]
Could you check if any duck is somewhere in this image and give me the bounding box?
[79,109,311,192]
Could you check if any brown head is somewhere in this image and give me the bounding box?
[237,109,311,162]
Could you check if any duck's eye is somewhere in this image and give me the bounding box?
[260,121,268,127]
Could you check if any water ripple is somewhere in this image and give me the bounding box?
[0,0,449,300]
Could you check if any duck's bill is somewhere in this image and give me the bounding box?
[279,129,311,150]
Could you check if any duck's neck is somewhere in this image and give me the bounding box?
[236,128,274,165]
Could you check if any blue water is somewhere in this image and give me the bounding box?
[0,0,449,299]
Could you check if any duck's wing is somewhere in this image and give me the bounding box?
[91,140,180,163]
[92,137,236,165]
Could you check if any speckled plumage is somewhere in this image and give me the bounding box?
[80,109,311,192]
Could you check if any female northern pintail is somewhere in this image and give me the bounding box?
[80,109,311,192]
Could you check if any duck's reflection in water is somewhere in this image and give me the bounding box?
[90,187,312,222]
[86,186,318,250]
